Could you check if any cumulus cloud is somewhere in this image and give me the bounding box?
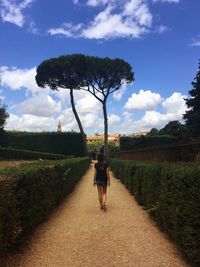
[74,93,101,114]
[19,93,62,117]
[0,66,45,94]
[49,0,181,40]
[57,108,77,131]
[162,92,187,115]
[5,113,56,132]
[124,89,163,110]
[49,0,152,39]
[122,91,187,133]
[0,0,34,27]
[57,106,102,132]
[108,114,120,125]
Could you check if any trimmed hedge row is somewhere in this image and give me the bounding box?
[0,157,90,254]
[0,147,69,160]
[110,159,200,267]
[120,135,178,150]
[1,131,85,156]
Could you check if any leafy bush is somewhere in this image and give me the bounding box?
[1,131,85,156]
[0,157,90,254]
[110,159,200,266]
[120,135,178,151]
[0,147,69,160]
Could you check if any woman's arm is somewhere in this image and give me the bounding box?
[93,168,97,186]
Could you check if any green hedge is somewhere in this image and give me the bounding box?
[0,157,90,254]
[1,131,85,156]
[120,135,178,151]
[110,159,200,266]
[0,147,69,160]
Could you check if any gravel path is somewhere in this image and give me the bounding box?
[4,163,189,267]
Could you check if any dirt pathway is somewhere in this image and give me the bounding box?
[4,163,189,267]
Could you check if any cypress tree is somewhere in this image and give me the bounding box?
[184,60,200,137]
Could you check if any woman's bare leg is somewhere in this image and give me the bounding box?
[102,187,107,207]
[97,186,103,207]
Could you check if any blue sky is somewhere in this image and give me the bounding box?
[0,0,200,134]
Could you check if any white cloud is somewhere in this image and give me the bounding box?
[156,25,169,33]
[0,66,45,94]
[108,114,120,125]
[75,93,101,114]
[162,92,187,114]
[153,0,180,3]
[48,23,83,37]
[121,91,187,133]
[81,113,100,128]
[0,89,5,101]
[87,0,109,6]
[81,2,152,39]
[190,36,200,47]
[48,0,181,40]
[28,21,39,34]
[49,0,152,39]
[5,113,56,132]
[19,93,62,117]
[0,0,34,27]
[124,89,163,110]
[123,111,132,120]
[57,106,102,132]
[112,83,127,101]
[123,0,152,27]
[57,108,77,131]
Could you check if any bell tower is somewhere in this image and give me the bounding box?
[57,121,62,132]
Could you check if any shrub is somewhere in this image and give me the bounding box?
[120,135,178,151]
[1,131,85,156]
[0,157,90,254]
[110,159,200,266]
[0,147,69,160]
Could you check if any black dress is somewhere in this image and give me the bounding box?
[94,162,109,187]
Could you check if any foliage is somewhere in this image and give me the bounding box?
[110,159,200,266]
[158,121,187,137]
[35,54,88,155]
[148,128,158,136]
[36,54,134,159]
[184,61,200,137]
[87,142,103,160]
[0,101,9,132]
[0,147,69,160]
[81,55,134,160]
[88,142,120,160]
[119,135,178,150]
[0,157,90,254]
[2,131,85,156]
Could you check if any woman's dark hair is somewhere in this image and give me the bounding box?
[97,153,104,163]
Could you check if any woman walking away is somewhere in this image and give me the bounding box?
[93,153,110,211]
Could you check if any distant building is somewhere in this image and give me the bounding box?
[57,121,62,132]
[87,133,120,144]
[132,131,149,137]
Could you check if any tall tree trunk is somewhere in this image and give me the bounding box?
[103,101,109,162]
[70,88,88,156]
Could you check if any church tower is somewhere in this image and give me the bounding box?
[57,121,62,132]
